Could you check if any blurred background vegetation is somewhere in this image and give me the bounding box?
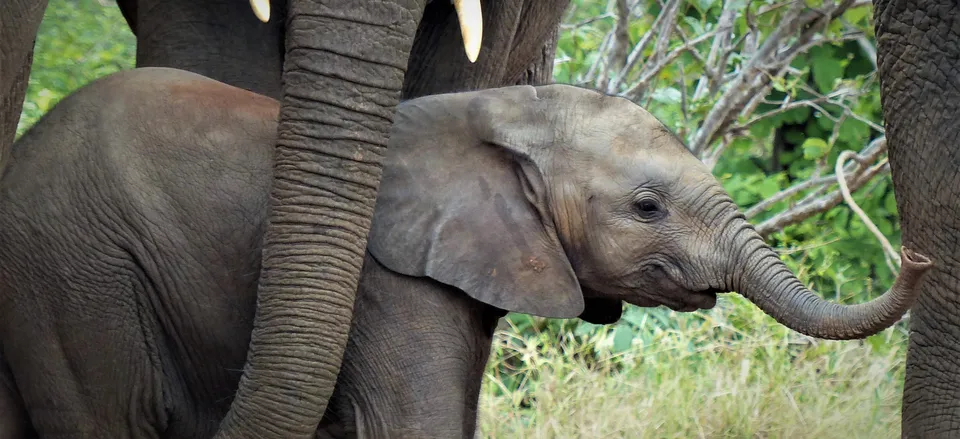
[20,0,905,437]
[16,1,134,136]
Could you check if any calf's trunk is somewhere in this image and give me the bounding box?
[727,218,932,340]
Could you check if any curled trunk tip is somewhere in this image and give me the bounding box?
[736,234,935,340]
[901,246,934,273]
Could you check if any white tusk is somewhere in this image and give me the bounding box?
[250,0,270,23]
[452,0,483,63]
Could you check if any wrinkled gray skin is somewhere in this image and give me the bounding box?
[0,67,934,438]
[0,2,570,436]
[874,0,960,437]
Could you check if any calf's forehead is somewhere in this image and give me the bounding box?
[571,128,711,194]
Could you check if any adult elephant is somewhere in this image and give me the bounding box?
[874,0,960,437]
[0,1,570,437]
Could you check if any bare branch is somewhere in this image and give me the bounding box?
[745,137,887,219]
[560,12,615,30]
[729,94,838,134]
[693,0,737,101]
[620,30,718,98]
[857,35,878,69]
[584,31,615,85]
[689,0,860,155]
[600,0,635,92]
[614,0,683,88]
[651,0,681,63]
[561,0,888,248]
[688,0,808,154]
[754,160,889,237]
[835,150,901,271]
[744,175,838,218]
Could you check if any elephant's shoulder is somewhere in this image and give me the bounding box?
[81,68,277,191]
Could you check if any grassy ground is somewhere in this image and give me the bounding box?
[479,297,908,438]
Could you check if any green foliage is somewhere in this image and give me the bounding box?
[17,0,135,138]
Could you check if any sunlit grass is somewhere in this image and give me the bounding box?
[479,296,908,438]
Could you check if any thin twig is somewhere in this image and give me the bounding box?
[835,150,901,271]
[745,137,887,219]
[755,160,890,237]
[620,30,718,98]
[693,0,737,101]
[690,0,860,155]
[614,0,683,88]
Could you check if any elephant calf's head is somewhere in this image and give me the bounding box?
[368,84,933,340]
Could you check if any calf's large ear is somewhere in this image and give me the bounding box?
[368,86,584,319]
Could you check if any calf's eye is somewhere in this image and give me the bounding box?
[635,198,663,220]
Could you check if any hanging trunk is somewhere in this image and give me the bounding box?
[214,1,427,437]
[727,217,932,340]
[1,1,48,173]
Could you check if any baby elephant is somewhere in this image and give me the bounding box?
[0,68,931,438]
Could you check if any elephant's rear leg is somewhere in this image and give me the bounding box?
[0,355,35,438]
[0,238,170,437]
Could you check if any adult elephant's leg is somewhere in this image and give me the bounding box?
[403,0,570,98]
[0,1,48,171]
[874,0,960,437]
[514,23,561,86]
[119,0,286,99]
[215,1,427,437]
[319,255,503,438]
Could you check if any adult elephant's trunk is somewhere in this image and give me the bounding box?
[726,217,932,340]
[215,1,428,437]
[1,1,49,174]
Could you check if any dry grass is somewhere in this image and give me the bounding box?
[478,296,907,439]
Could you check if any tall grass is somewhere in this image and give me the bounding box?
[479,296,908,438]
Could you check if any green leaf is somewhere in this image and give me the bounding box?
[683,16,705,35]
[884,190,899,215]
[695,0,717,13]
[756,178,781,199]
[866,333,888,353]
[875,216,893,236]
[838,119,870,145]
[651,87,682,106]
[810,45,845,93]
[784,129,807,145]
[612,323,635,353]
[802,137,830,160]
[772,80,785,93]
[575,322,602,336]
[622,307,647,327]
[843,7,871,26]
